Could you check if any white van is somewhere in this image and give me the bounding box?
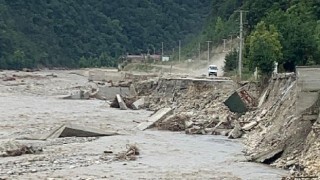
[208,64,218,76]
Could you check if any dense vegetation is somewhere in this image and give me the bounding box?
[215,0,320,75]
[0,0,211,69]
[1,0,320,74]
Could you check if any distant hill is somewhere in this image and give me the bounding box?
[2,0,319,71]
[0,0,211,69]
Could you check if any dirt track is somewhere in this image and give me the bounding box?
[0,70,288,179]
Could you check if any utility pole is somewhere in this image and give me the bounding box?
[223,39,227,52]
[206,41,212,65]
[237,10,248,80]
[198,42,201,61]
[153,47,156,63]
[161,42,164,57]
[161,42,164,63]
[178,40,181,63]
[229,35,233,51]
[172,48,175,60]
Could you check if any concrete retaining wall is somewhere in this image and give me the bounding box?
[97,86,130,100]
[296,67,320,115]
[88,70,124,82]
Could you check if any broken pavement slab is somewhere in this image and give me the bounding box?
[23,124,119,140]
[132,97,145,110]
[129,84,138,97]
[250,147,284,163]
[96,86,130,100]
[224,92,248,113]
[58,124,117,138]
[116,94,128,110]
[228,121,243,139]
[0,140,42,157]
[62,90,90,100]
[137,108,173,131]
[242,121,258,131]
[224,89,256,113]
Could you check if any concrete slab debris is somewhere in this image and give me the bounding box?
[132,97,145,110]
[60,125,117,138]
[96,86,129,100]
[224,88,256,114]
[137,108,173,131]
[228,121,243,139]
[302,114,318,121]
[251,147,284,163]
[88,69,124,82]
[129,84,138,97]
[115,144,140,161]
[63,90,90,100]
[116,94,128,110]
[184,120,194,129]
[224,92,248,113]
[0,140,42,157]
[39,124,118,140]
[258,90,268,108]
[242,121,258,131]
[211,121,224,132]
[220,129,231,136]
[158,113,191,131]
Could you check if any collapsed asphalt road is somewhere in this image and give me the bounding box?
[0,70,288,179]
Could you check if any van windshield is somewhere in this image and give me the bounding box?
[209,66,217,70]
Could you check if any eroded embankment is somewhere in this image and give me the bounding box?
[133,73,320,177]
[0,70,289,179]
[78,69,318,177]
[134,78,240,135]
[242,73,320,177]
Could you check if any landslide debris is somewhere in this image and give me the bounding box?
[0,140,42,157]
[133,77,245,136]
[241,73,320,178]
[88,70,320,176]
[100,144,140,162]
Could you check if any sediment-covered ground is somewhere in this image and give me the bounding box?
[0,69,288,179]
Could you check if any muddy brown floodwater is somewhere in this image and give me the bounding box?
[0,70,288,179]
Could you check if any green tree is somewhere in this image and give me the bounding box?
[214,17,225,40]
[224,49,238,72]
[11,50,25,69]
[263,5,319,71]
[99,52,116,67]
[248,21,282,75]
[79,56,88,68]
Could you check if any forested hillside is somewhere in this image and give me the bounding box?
[2,0,320,72]
[0,0,211,69]
[205,0,320,74]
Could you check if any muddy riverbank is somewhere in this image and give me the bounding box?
[0,70,288,179]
